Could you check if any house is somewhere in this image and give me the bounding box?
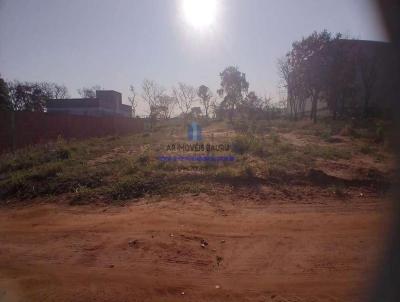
[46,90,132,118]
[190,107,202,118]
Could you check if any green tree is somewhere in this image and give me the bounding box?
[0,76,11,111]
[324,40,358,119]
[8,81,55,112]
[283,30,342,123]
[217,66,249,122]
[197,85,212,118]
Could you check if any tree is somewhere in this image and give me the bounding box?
[52,84,69,99]
[282,30,342,123]
[141,79,166,127]
[217,66,249,122]
[278,57,306,119]
[158,94,176,119]
[197,85,212,118]
[210,97,219,119]
[358,52,378,117]
[38,82,69,99]
[239,91,262,119]
[173,82,196,116]
[7,81,48,112]
[0,76,11,111]
[6,81,70,112]
[77,85,101,98]
[324,40,358,119]
[128,85,137,117]
[142,79,165,115]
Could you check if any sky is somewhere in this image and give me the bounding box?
[0,0,388,115]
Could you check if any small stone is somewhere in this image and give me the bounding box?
[170,233,174,237]
[181,291,185,295]
[201,239,208,246]
[220,240,225,244]
[201,243,206,248]
[359,192,364,197]
[128,240,138,247]
[108,264,114,268]
[215,285,220,289]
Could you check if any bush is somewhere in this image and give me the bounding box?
[28,162,63,181]
[0,146,70,174]
[232,120,249,133]
[360,145,373,155]
[270,132,280,144]
[108,175,164,200]
[232,135,265,156]
[136,153,151,165]
[374,122,385,143]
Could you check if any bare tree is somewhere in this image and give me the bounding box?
[173,82,196,116]
[128,85,137,117]
[141,79,165,128]
[278,57,306,119]
[210,97,219,119]
[197,85,212,118]
[158,94,176,119]
[53,84,69,99]
[141,79,165,113]
[77,85,101,98]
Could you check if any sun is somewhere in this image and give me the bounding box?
[182,0,217,29]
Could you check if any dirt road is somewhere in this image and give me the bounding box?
[0,195,393,302]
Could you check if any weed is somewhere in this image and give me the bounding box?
[360,145,373,155]
[232,135,265,156]
[330,184,348,199]
[270,132,280,144]
[303,144,351,160]
[108,175,165,200]
[320,131,331,142]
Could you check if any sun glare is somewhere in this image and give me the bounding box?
[182,0,217,29]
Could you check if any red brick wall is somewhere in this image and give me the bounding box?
[0,112,144,153]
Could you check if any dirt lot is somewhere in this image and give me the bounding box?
[0,119,396,301]
[0,194,393,302]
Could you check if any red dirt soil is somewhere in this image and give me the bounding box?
[0,195,394,302]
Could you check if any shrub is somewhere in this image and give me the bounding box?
[320,131,331,141]
[270,132,280,144]
[303,144,351,160]
[136,153,151,165]
[374,122,385,143]
[232,135,265,156]
[242,165,255,178]
[108,175,164,200]
[28,162,63,181]
[0,146,70,174]
[360,145,373,155]
[232,120,249,133]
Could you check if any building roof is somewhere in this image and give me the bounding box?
[47,98,99,108]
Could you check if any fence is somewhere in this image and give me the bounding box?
[0,111,144,153]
